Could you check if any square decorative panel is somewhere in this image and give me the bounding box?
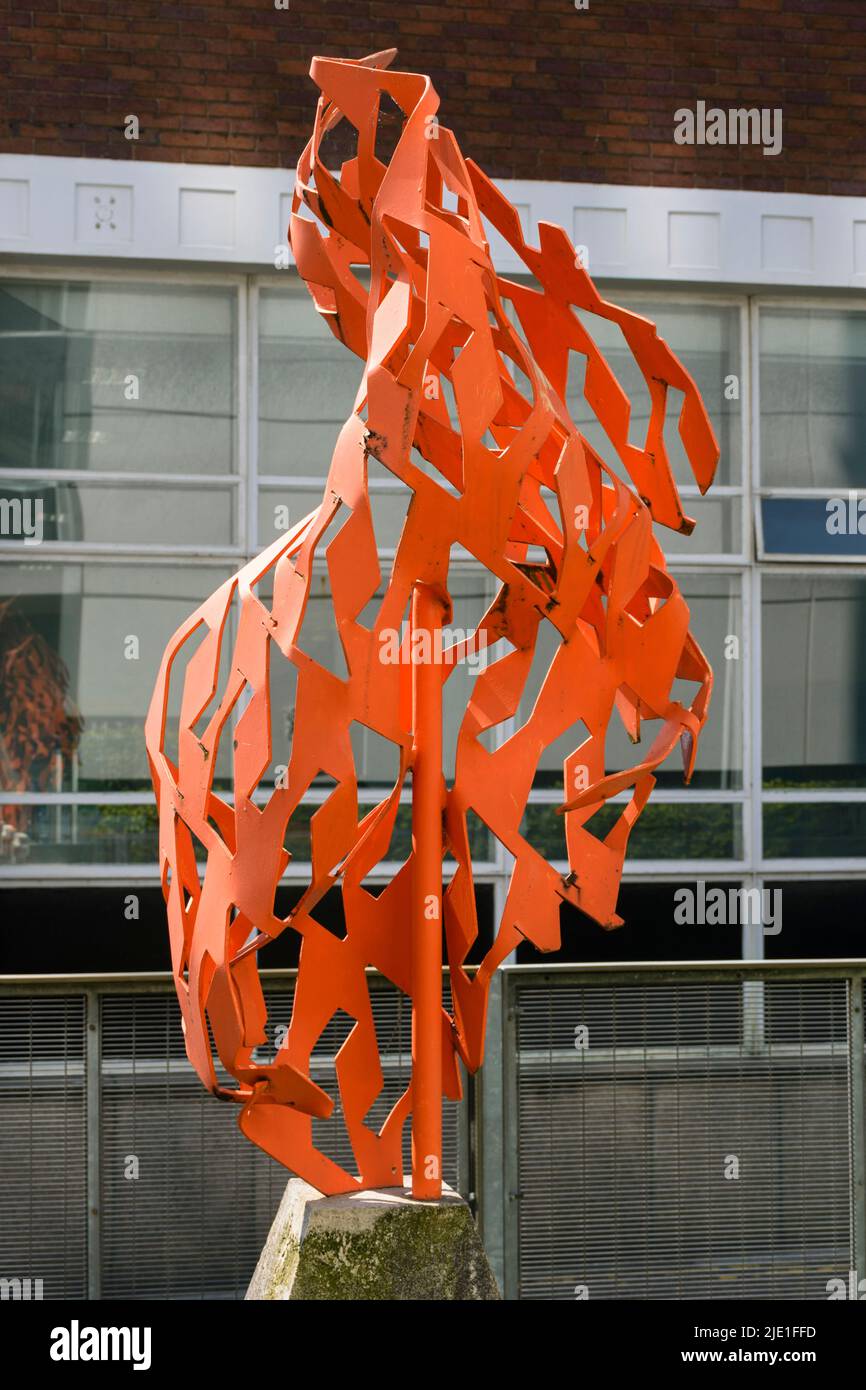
[74,184,133,243]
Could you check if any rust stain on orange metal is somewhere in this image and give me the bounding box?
[145,50,719,1199]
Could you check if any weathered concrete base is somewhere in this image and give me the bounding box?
[246,1179,501,1300]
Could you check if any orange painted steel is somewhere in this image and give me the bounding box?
[145,49,719,1197]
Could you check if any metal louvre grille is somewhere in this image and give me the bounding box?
[514,974,852,1300]
[100,992,284,1300]
[101,979,462,1299]
[0,995,87,1299]
[100,980,462,1299]
[4,966,862,1302]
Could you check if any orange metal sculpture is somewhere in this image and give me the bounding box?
[145,50,719,1200]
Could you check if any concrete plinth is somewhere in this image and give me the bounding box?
[246,1179,501,1301]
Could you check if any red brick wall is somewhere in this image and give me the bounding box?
[1,0,863,194]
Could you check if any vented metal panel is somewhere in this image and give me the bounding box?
[98,977,462,1299]
[0,977,465,1301]
[4,968,862,1302]
[513,974,852,1300]
[100,991,284,1300]
[0,995,87,1298]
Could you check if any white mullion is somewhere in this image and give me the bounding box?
[751,564,765,876]
[741,562,755,876]
[759,486,866,499]
[763,857,866,874]
[0,551,242,569]
[660,553,746,569]
[676,484,743,498]
[0,544,243,562]
[0,468,239,488]
[622,859,749,875]
[746,295,763,898]
[758,548,866,566]
[739,296,753,853]
[762,789,866,804]
[525,787,744,804]
[738,293,751,554]
[1,792,154,805]
[734,865,866,882]
[0,263,247,289]
[236,276,249,556]
[247,277,260,557]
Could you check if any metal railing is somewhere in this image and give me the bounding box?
[1,961,863,1301]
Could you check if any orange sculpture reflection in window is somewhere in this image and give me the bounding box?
[145,51,719,1199]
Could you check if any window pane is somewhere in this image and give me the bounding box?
[260,567,492,789]
[662,495,741,557]
[0,280,237,474]
[360,802,493,863]
[0,561,234,796]
[522,573,742,791]
[764,880,866,956]
[0,803,159,866]
[257,484,409,552]
[566,299,741,489]
[521,800,742,862]
[521,881,746,962]
[0,478,236,548]
[760,496,866,558]
[763,802,866,858]
[763,575,866,787]
[258,288,360,476]
[760,308,866,488]
[535,487,741,559]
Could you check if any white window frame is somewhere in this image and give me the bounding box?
[0,263,249,560]
[0,266,862,943]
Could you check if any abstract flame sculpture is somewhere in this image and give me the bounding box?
[145,50,719,1199]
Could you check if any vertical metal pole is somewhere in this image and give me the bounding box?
[848,975,866,1291]
[85,988,101,1300]
[410,582,444,1200]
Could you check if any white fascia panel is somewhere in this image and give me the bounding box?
[2,153,866,288]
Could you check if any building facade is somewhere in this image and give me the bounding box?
[1,0,865,1301]
[2,0,864,965]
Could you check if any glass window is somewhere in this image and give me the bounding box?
[521,801,743,863]
[565,298,742,491]
[258,288,360,477]
[759,308,866,489]
[520,573,742,792]
[257,481,410,553]
[763,881,866,955]
[258,566,493,789]
[0,280,238,476]
[3,274,822,908]
[0,477,236,549]
[518,882,746,963]
[533,485,742,560]
[661,495,742,557]
[763,802,866,859]
[762,575,866,788]
[0,561,234,795]
[759,495,866,559]
[2,803,160,867]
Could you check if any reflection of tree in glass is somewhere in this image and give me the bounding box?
[0,597,84,855]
